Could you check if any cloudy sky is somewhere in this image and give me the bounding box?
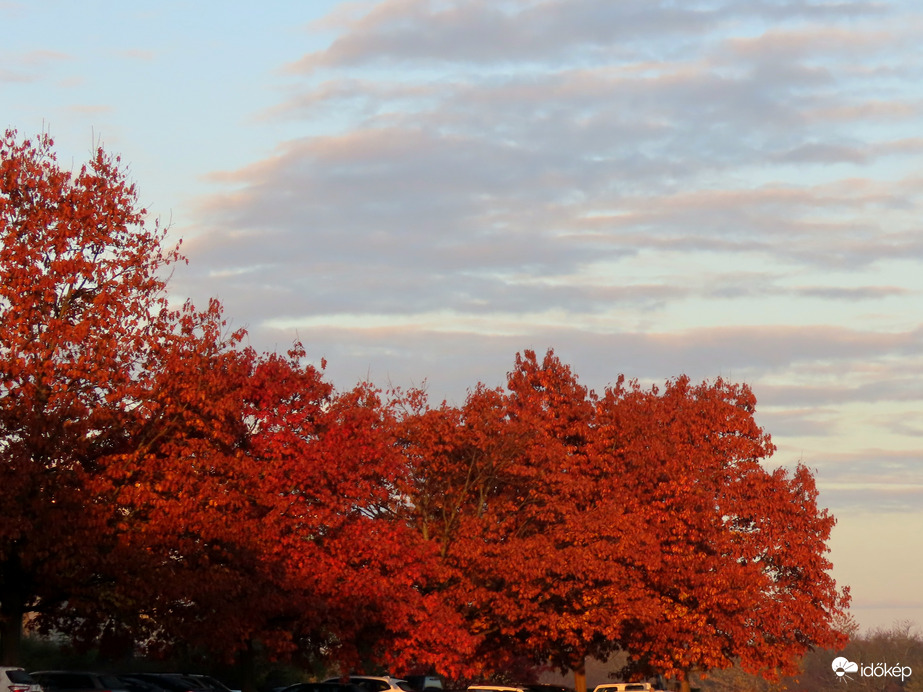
[3,0,922,634]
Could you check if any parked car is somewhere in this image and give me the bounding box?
[113,678,167,692]
[1,668,42,692]
[402,678,443,692]
[322,677,414,692]
[468,686,572,692]
[183,677,232,692]
[281,683,363,692]
[118,674,231,692]
[30,672,135,692]
[592,684,661,692]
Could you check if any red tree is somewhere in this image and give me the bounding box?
[398,351,653,686]
[399,352,848,691]
[0,130,471,680]
[105,334,475,684]
[597,376,850,690]
[0,129,180,664]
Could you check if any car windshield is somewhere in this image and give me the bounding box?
[42,673,102,690]
[127,674,202,692]
[190,677,232,692]
[8,672,36,685]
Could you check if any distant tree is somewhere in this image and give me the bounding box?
[0,129,181,664]
[699,619,922,692]
[790,620,922,692]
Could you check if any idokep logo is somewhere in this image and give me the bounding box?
[832,657,858,681]
[832,656,912,683]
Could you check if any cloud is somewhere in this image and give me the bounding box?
[188,318,923,401]
[290,0,891,73]
[810,100,922,122]
[811,449,923,512]
[793,285,911,300]
[756,407,842,438]
[173,0,923,530]
[212,0,923,311]
[756,376,923,409]
[723,25,891,62]
[0,49,70,83]
[289,0,721,72]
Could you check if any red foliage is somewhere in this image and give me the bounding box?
[398,351,849,685]
[0,131,473,675]
[0,129,180,663]
[599,375,849,682]
[0,131,848,683]
[112,334,474,674]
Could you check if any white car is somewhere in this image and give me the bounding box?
[0,668,42,692]
[322,678,414,692]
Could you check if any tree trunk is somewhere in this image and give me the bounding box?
[573,657,587,692]
[237,639,258,692]
[0,554,27,666]
[0,593,24,665]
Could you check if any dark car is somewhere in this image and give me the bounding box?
[184,677,233,692]
[403,678,443,692]
[118,674,231,692]
[113,678,167,692]
[31,672,136,692]
[282,684,364,692]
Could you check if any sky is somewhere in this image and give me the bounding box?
[2,0,922,636]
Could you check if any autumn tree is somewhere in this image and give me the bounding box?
[1,129,849,686]
[488,351,655,688]
[86,332,476,685]
[596,376,850,691]
[0,130,472,682]
[0,129,181,664]
[397,351,653,686]
[399,351,848,691]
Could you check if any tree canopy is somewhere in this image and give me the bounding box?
[0,131,849,690]
[397,351,850,690]
[0,128,180,664]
